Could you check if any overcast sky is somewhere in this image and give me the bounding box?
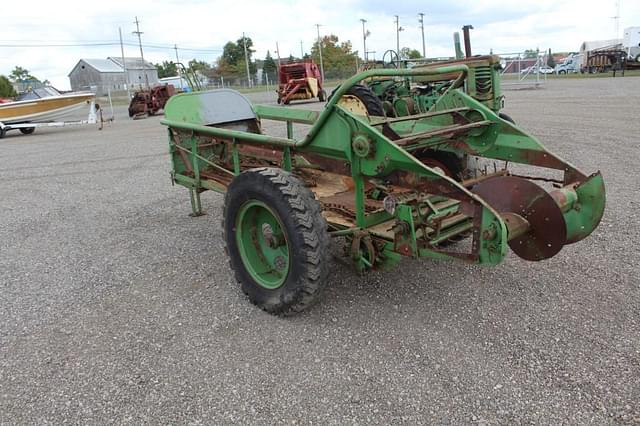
[1,0,638,89]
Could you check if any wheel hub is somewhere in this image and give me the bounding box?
[236,201,290,289]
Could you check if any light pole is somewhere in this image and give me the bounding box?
[418,12,426,58]
[360,18,370,62]
[394,15,404,68]
[316,24,325,81]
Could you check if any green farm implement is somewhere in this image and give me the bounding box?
[161,65,605,315]
[365,55,505,119]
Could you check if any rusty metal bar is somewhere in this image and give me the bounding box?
[397,120,491,146]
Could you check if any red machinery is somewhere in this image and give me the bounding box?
[276,60,326,104]
[128,84,175,118]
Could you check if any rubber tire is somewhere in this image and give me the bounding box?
[0,128,6,139]
[19,127,35,135]
[318,89,326,102]
[223,168,330,315]
[635,54,640,63]
[415,150,465,181]
[558,70,567,75]
[330,84,385,117]
[499,112,516,124]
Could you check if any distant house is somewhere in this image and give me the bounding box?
[68,57,159,95]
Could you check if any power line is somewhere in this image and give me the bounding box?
[0,41,222,53]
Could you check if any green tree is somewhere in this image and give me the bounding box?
[155,61,178,78]
[9,66,40,83]
[220,36,257,77]
[263,51,277,84]
[0,75,16,97]
[523,49,539,59]
[401,47,422,59]
[188,59,211,73]
[311,34,358,79]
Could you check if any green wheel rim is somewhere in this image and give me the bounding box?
[235,201,290,289]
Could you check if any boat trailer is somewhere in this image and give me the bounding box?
[0,100,105,139]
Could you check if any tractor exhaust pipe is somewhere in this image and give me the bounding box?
[462,25,474,58]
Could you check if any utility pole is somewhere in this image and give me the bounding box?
[118,27,130,98]
[132,16,149,88]
[418,12,426,58]
[300,41,304,59]
[174,44,182,88]
[316,24,325,81]
[394,15,404,68]
[360,18,369,62]
[242,32,252,87]
[276,42,282,65]
[613,0,621,38]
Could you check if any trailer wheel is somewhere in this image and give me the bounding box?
[223,167,330,315]
[318,89,326,102]
[19,127,35,135]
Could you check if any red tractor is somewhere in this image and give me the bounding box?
[128,84,175,118]
[276,60,326,105]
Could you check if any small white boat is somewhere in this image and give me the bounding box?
[0,87,95,125]
[0,87,96,138]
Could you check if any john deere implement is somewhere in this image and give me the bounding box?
[161,65,605,315]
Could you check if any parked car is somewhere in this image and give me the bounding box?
[520,65,554,75]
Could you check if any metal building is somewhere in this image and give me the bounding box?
[68,57,158,95]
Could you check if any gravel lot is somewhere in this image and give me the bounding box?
[1,77,639,424]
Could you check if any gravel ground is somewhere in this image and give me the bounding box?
[1,77,639,424]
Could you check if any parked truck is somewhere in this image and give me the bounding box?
[581,48,626,74]
[555,54,582,74]
[623,27,640,62]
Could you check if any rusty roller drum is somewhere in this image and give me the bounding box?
[472,176,567,261]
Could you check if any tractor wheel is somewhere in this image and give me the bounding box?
[223,168,330,315]
[19,127,35,135]
[318,89,327,102]
[415,150,465,181]
[498,112,516,124]
[330,84,385,117]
